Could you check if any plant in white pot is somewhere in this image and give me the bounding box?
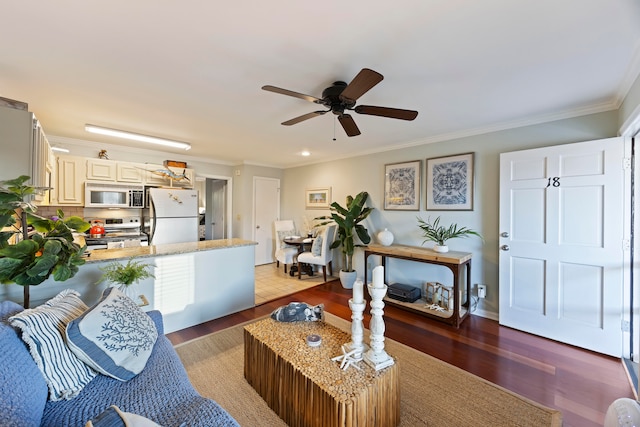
[417,216,483,253]
[99,258,155,303]
[315,191,374,288]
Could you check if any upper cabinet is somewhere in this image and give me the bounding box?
[31,120,54,205]
[140,163,194,188]
[117,163,144,183]
[86,159,117,182]
[56,155,86,205]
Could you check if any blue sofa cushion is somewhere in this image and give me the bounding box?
[8,290,97,401]
[0,300,49,427]
[67,287,158,381]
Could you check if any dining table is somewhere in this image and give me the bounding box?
[282,236,315,277]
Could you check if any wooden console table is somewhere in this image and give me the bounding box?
[244,318,399,427]
[364,243,472,328]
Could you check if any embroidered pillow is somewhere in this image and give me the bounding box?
[66,287,158,382]
[9,289,97,401]
[311,235,323,256]
[277,229,297,249]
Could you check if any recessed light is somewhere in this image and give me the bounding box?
[301,150,311,156]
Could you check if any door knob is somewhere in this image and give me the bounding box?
[500,232,509,238]
[256,225,260,229]
[500,245,510,251]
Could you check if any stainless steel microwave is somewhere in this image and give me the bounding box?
[84,183,145,208]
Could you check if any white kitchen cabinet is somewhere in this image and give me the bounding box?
[56,155,86,205]
[0,105,53,205]
[86,159,117,182]
[31,120,54,205]
[141,163,194,188]
[116,162,144,183]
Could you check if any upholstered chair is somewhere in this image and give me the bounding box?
[297,224,337,281]
[274,220,299,274]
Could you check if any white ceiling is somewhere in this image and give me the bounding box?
[2,1,640,168]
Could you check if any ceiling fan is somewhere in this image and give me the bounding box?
[262,68,418,137]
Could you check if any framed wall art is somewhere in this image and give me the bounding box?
[426,152,474,211]
[305,187,331,209]
[384,160,421,210]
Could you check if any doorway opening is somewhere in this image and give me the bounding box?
[195,175,232,241]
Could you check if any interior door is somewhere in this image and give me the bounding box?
[499,137,627,356]
[253,177,280,265]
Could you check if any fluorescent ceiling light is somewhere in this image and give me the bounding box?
[51,146,70,153]
[85,124,191,150]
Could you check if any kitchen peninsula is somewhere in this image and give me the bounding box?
[1,239,257,333]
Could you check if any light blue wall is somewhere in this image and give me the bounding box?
[281,111,619,318]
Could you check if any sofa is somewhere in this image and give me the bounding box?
[0,298,240,427]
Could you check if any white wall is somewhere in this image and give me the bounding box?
[281,110,619,318]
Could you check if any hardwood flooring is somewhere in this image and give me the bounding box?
[167,279,634,427]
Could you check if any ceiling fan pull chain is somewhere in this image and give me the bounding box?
[333,116,337,141]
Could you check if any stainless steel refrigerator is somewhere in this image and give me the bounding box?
[146,188,199,245]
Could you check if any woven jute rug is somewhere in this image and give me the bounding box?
[175,313,562,427]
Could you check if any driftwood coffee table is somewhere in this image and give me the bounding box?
[244,317,399,427]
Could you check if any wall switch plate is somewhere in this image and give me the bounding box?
[478,285,486,299]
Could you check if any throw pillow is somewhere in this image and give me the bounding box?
[277,229,297,249]
[85,405,161,427]
[311,235,323,256]
[9,289,97,401]
[66,286,158,381]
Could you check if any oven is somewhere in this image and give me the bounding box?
[84,216,148,251]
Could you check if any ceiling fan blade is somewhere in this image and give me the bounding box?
[262,85,322,104]
[338,114,361,137]
[339,68,384,102]
[282,110,328,126]
[354,105,418,121]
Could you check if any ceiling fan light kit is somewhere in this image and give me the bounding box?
[84,124,192,150]
[262,68,418,137]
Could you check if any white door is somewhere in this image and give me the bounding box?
[499,137,627,356]
[253,177,280,265]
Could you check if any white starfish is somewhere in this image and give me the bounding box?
[425,303,446,312]
[331,345,363,371]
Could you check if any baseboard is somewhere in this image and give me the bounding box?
[471,308,499,322]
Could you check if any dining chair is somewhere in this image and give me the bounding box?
[274,220,298,274]
[297,224,337,281]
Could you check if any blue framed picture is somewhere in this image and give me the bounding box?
[384,160,421,210]
[426,152,474,211]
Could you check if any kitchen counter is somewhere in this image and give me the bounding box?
[2,238,258,333]
[86,238,257,262]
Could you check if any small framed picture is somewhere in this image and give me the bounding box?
[305,187,331,209]
[384,160,421,210]
[426,152,475,211]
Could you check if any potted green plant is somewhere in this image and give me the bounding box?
[315,191,374,288]
[0,175,90,307]
[99,257,155,302]
[417,216,483,253]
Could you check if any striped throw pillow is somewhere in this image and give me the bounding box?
[9,289,97,401]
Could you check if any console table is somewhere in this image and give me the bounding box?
[364,243,472,328]
[244,317,399,427]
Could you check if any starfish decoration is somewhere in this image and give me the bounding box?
[331,345,363,371]
[425,303,446,312]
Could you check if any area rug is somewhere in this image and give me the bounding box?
[174,313,562,427]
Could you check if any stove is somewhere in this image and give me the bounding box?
[85,216,148,250]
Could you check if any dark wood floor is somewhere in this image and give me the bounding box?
[167,279,634,427]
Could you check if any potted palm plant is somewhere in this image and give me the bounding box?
[0,175,90,307]
[417,216,483,253]
[315,191,374,288]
